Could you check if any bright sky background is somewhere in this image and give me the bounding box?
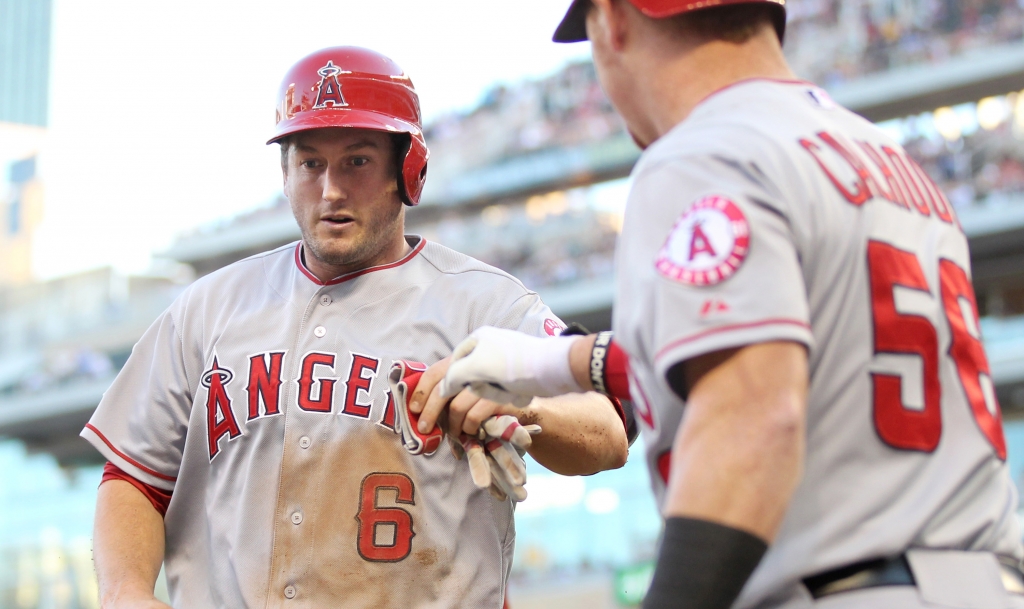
[25,0,591,279]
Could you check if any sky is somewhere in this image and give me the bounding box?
[23,0,591,279]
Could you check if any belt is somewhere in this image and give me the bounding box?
[803,554,1024,599]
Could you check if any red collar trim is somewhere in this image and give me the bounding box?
[694,77,816,113]
[294,237,426,286]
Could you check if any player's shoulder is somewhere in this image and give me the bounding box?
[415,239,528,284]
[416,239,534,296]
[176,241,296,301]
[636,79,886,198]
[648,78,871,161]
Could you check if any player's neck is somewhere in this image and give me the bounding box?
[635,30,796,145]
[303,232,412,283]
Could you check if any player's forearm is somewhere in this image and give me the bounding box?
[517,392,628,476]
[94,480,170,608]
[568,333,598,391]
[663,342,808,542]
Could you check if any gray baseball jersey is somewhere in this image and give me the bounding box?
[82,236,565,608]
[612,79,1022,607]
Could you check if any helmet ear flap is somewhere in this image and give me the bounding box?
[398,132,429,206]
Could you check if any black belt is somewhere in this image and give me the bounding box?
[803,554,1024,599]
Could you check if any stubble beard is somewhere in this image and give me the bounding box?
[300,202,405,273]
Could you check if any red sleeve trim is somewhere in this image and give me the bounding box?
[101,462,172,516]
[85,423,177,482]
[607,395,627,427]
[653,319,811,363]
[605,340,631,401]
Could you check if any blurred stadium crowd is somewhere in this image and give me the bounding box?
[788,0,1024,87]
[425,0,1024,175]
[8,0,1024,406]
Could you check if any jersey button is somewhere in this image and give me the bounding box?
[291,511,303,525]
[320,294,332,306]
[284,585,296,599]
[299,436,311,449]
[313,325,327,338]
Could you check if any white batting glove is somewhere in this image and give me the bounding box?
[439,326,583,407]
[449,415,541,502]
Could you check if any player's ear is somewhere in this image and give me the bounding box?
[589,0,630,52]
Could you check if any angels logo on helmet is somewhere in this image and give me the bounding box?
[313,60,350,109]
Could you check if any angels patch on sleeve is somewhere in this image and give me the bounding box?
[655,194,750,286]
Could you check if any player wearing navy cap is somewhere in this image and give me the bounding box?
[439,2,1024,607]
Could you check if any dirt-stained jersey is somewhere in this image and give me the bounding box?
[82,236,565,608]
[612,79,1022,608]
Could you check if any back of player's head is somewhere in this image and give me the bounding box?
[553,0,786,45]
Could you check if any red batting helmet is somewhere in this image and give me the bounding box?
[268,47,429,206]
[553,0,786,44]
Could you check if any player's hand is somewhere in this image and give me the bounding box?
[407,358,539,501]
[438,326,584,407]
[388,360,445,455]
[410,356,520,437]
[448,416,539,502]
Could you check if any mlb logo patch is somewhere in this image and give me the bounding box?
[655,195,750,287]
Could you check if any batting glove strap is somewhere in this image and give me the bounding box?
[642,517,768,609]
[389,360,445,456]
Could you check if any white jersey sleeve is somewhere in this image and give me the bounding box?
[81,298,195,490]
[619,155,814,385]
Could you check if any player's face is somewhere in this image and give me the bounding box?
[283,128,406,277]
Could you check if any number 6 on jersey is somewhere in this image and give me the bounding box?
[356,473,416,562]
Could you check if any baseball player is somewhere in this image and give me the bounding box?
[438,1,1024,608]
[83,46,629,609]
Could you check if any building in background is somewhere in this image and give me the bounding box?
[0,156,44,284]
[0,0,52,287]
[0,0,52,128]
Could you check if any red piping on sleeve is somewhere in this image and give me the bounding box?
[654,319,811,363]
[605,340,631,401]
[101,462,173,516]
[85,424,176,482]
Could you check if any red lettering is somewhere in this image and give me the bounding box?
[688,222,717,260]
[298,352,336,412]
[378,390,397,432]
[246,352,285,420]
[357,473,415,562]
[868,242,941,452]
[204,359,242,460]
[939,260,1006,459]
[801,135,869,205]
[907,157,954,224]
[343,354,379,418]
[656,451,672,484]
[818,134,890,202]
[858,141,909,209]
[882,147,931,217]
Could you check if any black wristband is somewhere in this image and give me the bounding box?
[589,331,614,395]
[642,517,768,609]
[559,322,591,337]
